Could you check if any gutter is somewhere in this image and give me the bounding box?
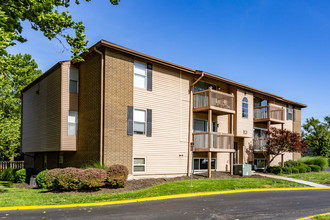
[187,71,204,176]
[94,47,105,165]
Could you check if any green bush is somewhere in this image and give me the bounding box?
[36,170,48,189]
[297,166,307,173]
[292,167,299,174]
[81,161,108,170]
[14,169,26,183]
[80,168,107,189]
[105,164,129,188]
[267,166,282,175]
[284,160,301,167]
[309,165,321,172]
[299,156,328,171]
[282,167,293,174]
[300,163,312,172]
[1,168,17,181]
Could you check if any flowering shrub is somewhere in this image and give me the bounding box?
[45,167,83,191]
[80,168,107,189]
[105,164,129,188]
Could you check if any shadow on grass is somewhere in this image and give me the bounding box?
[0,181,14,188]
[0,189,9,193]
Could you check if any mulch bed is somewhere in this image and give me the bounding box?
[14,171,266,194]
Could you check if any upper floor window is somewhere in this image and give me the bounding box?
[194,81,216,92]
[68,111,78,136]
[242,97,248,118]
[287,105,293,120]
[134,109,146,135]
[254,97,267,107]
[69,67,79,93]
[134,61,147,89]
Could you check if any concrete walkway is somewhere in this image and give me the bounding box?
[254,172,329,187]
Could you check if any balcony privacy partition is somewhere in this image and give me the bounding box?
[193,132,234,152]
[254,105,284,123]
[193,89,235,115]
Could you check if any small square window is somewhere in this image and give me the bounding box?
[134,158,145,172]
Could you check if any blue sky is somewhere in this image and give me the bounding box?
[8,0,330,124]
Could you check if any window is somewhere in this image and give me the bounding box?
[69,67,79,93]
[254,97,267,107]
[194,81,216,92]
[134,109,146,135]
[287,105,293,120]
[68,111,78,136]
[193,158,216,170]
[133,158,146,172]
[254,159,266,170]
[134,61,146,89]
[242,97,248,118]
[193,119,216,132]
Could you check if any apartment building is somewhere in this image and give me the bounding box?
[21,40,306,177]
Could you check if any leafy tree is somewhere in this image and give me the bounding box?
[0,0,120,61]
[303,116,330,157]
[0,54,42,161]
[263,127,308,172]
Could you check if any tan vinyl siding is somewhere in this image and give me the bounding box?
[103,49,134,173]
[64,53,101,167]
[60,62,77,151]
[22,67,61,152]
[235,89,253,137]
[133,64,190,175]
[293,107,301,134]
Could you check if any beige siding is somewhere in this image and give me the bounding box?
[216,153,230,171]
[60,62,77,151]
[270,152,293,166]
[293,107,301,134]
[22,67,61,152]
[235,89,253,137]
[133,64,190,175]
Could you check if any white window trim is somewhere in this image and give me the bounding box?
[193,157,217,171]
[133,109,146,135]
[133,157,146,173]
[68,111,78,136]
[134,61,147,89]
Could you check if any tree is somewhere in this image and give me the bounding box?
[0,54,42,160]
[263,127,308,172]
[0,0,120,61]
[303,116,330,157]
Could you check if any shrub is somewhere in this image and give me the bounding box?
[297,166,307,173]
[15,169,26,183]
[45,167,83,191]
[36,170,48,189]
[1,168,17,181]
[267,166,282,175]
[309,165,321,172]
[80,168,107,189]
[81,161,108,170]
[284,160,301,167]
[300,163,311,172]
[299,156,328,171]
[105,164,129,188]
[292,167,299,174]
[282,167,292,174]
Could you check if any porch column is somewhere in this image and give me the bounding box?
[208,109,212,178]
[230,152,233,175]
[281,154,284,167]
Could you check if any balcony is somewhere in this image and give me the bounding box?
[254,138,267,152]
[254,105,285,124]
[193,132,235,152]
[193,89,235,115]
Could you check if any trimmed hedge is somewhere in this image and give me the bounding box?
[36,170,48,189]
[292,167,299,174]
[297,166,307,173]
[0,168,17,181]
[268,166,282,175]
[14,169,26,183]
[300,163,311,172]
[299,156,328,171]
[80,168,107,189]
[284,160,301,168]
[105,164,129,188]
[45,167,83,191]
[282,167,293,174]
[309,165,321,172]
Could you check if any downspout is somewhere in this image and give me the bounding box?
[187,71,204,176]
[94,47,105,165]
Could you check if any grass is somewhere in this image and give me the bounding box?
[0,178,306,207]
[284,172,330,184]
[314,215,330,220]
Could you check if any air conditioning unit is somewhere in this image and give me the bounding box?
[233,164,252,176]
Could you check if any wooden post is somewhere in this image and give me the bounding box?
[231,114,234,134]
[281,154,284,167]
[267,105,270,120]
[230,152,233,175]
[208,109,212,178]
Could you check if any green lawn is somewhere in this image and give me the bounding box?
[284,172,330,184]
[0,178,305,207]
[314,214,330,220]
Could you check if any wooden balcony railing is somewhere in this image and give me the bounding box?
[193,89,235,115]
[193,132,234,152]
[254,105,284,123]
[254,138,267,151]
